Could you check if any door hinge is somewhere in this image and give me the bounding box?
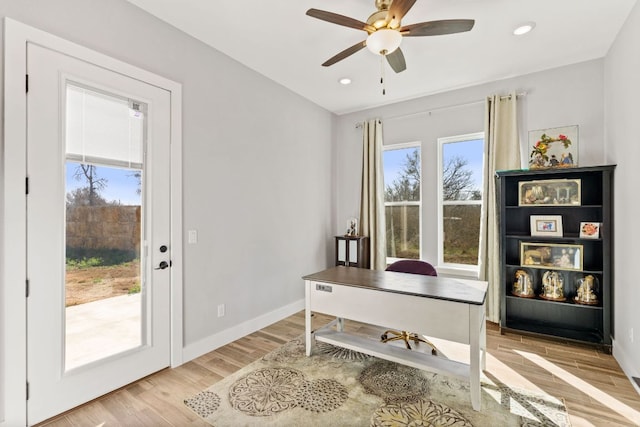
[26,279,30,298]
[26,74,29,93]
[26,176,29,195]
[26,381,29,400]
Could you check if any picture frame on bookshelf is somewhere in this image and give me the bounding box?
[520,242,583,271]
[530,215,563,237]
[580,222,601,239]
[518,178,581,206]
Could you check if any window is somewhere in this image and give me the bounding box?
[383,143,421,260]
[437,132,485,270]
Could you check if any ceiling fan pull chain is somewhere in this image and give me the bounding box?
[380,55,386,95]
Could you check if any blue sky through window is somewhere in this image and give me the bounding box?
[66,162,142,205]
[383,147,418,190]
[443,138,484,192]
[383,139,484,192]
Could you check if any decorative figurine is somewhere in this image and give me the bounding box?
[575,275,599,305]
[345,218,358,236]
[540,271,565,301]
[512,269,535,298]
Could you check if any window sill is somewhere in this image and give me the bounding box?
[435,265,480,279]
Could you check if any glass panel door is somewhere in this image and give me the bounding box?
[64,83,147,370]
[26,41,171,425]
[64,162,144,369]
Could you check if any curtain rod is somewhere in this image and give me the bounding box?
[355,92,527,128]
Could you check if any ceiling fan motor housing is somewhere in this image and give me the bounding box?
[367,10,391,30]
[375,0,393,11]
[369,0,402,30]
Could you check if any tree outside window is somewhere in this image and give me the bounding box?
[382,135,484,268]
[438,133,485,267]
[383,145,421,260]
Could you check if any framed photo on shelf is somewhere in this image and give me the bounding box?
[530,215,563,237]
[518,178,581,206]
[580,222,601,239]
[520,242,583,271]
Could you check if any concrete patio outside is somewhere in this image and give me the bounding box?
[65,293,141,370]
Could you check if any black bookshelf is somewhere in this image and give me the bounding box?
[497,165,615,353]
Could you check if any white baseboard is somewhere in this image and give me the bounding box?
[612,338,640,395]
[181,299,305,363]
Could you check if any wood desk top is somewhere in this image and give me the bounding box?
[303,266,487,305]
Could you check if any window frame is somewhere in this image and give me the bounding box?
[382,141,422,264]
[436,132,485,277]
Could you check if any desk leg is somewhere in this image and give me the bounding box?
[305,280,313,356]
[481,316,487,371]
[469,304,484,411]
[336,317,344,332]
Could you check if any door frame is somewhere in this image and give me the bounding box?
[2,18,183,426]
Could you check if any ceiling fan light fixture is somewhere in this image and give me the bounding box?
[366,29,402,56]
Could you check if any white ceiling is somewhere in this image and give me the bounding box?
[126,0,637,115]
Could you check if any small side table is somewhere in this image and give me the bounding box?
[335,235,370,268]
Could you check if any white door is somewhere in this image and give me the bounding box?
[26,43,172,425]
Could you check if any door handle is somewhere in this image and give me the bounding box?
[155,260,170,270]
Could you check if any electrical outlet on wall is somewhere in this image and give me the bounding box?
[630,328,634,344]
[217,304,225,318]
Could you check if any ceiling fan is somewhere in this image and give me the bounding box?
[306,0,475,73]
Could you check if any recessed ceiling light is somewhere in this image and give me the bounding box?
[339,78,352,85]
[513,22,536,36]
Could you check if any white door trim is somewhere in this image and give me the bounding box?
[2,18,183,426]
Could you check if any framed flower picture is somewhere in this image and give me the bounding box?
[580,222,601,239]
[528,125,579,169]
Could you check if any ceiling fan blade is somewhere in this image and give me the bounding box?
[400,19,475,37]
[306,9,375,33]
[386,0,417,27]
[386,48,407,73]
[322,40,367,67]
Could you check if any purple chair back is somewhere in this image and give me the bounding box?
[385,260,437,277]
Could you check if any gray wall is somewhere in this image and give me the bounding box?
[334,60,605,267]
[604,0,640,387]
[0,0,335,418]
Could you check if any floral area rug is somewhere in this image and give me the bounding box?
[184,337,571,426]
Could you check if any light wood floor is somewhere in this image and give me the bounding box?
[38,311,640,426]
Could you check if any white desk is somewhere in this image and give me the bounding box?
[303,266,488,411]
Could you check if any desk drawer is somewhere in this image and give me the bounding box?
[307,281,472,344]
